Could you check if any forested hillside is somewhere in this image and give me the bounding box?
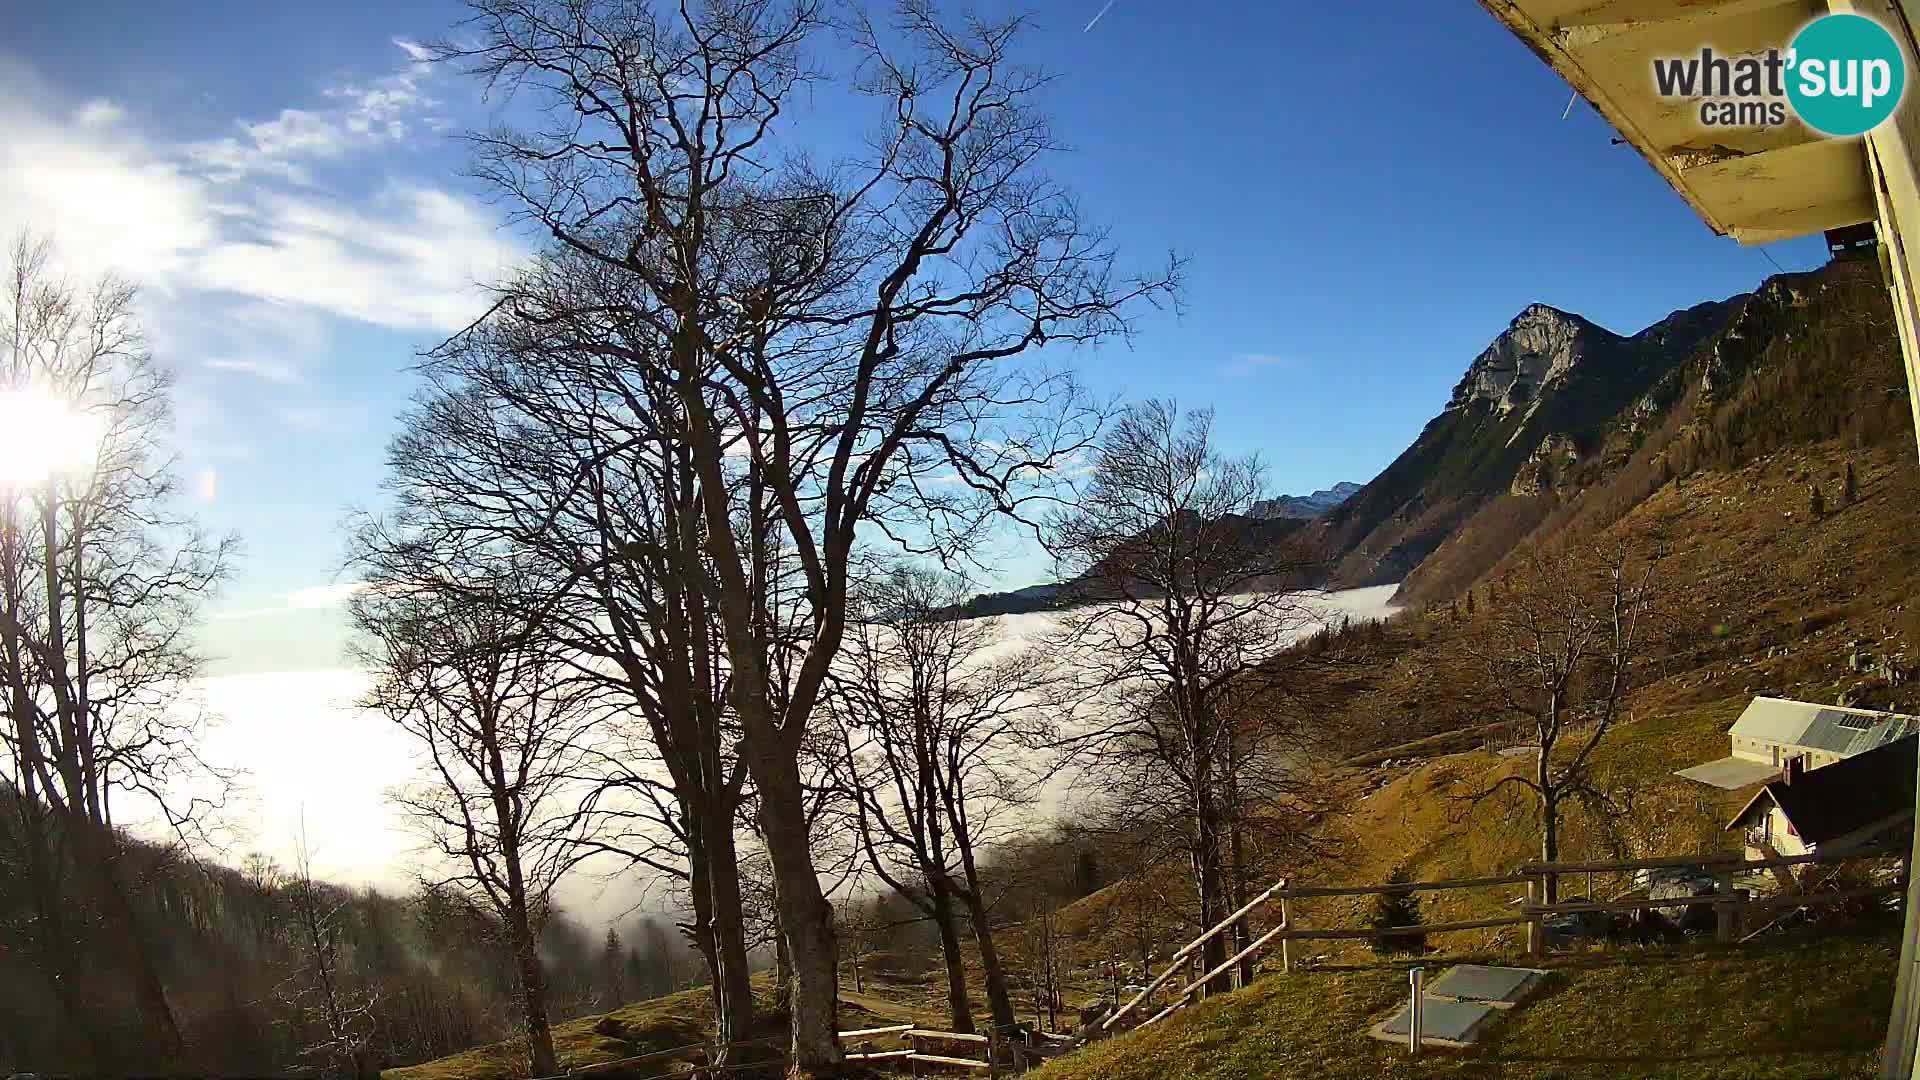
[0,808,703,1074]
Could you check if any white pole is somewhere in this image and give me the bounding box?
[1409,967,1424,1057]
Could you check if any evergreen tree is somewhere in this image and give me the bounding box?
[1369,867,1426,957]
[1464,590,1476,618]
[600,927,626,1005]
[1844,461,1858,505]
[1073,848,1102,898]
[1810,483,1826,518]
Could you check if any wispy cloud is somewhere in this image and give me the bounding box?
[204,357,301,383]
[188,41,439,184]
[0,47,518,334]
[1220,352,1304,377]
[212,582,367,621]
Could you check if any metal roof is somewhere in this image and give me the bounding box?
[1729,696,1920,755]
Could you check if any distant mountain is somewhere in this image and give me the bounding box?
[1251,482,1363,520]
[956,513,1311,618]
[1305,295,1737,587]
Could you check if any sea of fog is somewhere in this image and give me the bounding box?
[174,583,1400,923]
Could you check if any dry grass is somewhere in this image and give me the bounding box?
[1035,921,1899,1080]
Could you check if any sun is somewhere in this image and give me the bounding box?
[0,386,103,490]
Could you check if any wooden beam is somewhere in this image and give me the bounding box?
[1275,873,1532,900]
[840,1024,915,1039]
[1550,0,1814,45]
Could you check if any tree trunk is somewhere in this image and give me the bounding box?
[930,886,975,1034]
[703,817,757,1059]
[510,921,558,1078]
[1191,763,1231,997]
[1225,742,1253,989]
[958,887,1020,1040]
[499,810,557,1077]
[1538,748,1560,906]
[1228,822,1253,989]
[750,760,841,1073]
[1539,790,1561,906]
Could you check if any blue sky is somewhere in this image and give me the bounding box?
[4,1,1828,678]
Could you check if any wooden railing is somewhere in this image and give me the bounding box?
[841,1023,1006,1074]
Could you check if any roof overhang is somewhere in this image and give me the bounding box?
[1480,0,1876,244]
[1677,754,1783,789]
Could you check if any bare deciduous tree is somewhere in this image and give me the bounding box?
[1045,401,1318,996]
[1461,539,1664,902]
[0,233,235,1069]
[831,565,1058,1039]
[433,1,1175,1066]
[349,564,595,1078]
[277,825,380,1078]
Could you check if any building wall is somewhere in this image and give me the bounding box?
[1742,803,1812,861]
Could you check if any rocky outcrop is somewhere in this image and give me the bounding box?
[1509,434,1580,497]
[1447,305,1603,416]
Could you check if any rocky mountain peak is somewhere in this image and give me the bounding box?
[1448,303,1613,416]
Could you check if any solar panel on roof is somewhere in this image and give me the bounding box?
[1833,712,1879,731]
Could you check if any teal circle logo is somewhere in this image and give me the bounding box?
[1787,13,1906,136]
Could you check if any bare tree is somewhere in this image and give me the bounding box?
[1044,401,1318,996]
[369,269,770,1063]
[277,824,379,1078]
[349,563,595,1078]
[1461,539,1664,902]
[1020,902,1067,1033]
[0,232,235,1068]
[433,1,1174,1066]
[831,565,1057,1038]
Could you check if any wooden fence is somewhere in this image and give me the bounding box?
[1102,843,1903,1033]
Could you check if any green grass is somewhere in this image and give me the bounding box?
[1033,921,1898,1080]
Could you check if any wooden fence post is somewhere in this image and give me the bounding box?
[1525,875,1543,960]
[1714,870,1736,943]
[1279,879,1292,975]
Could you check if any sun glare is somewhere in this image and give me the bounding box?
[0,387,103,490]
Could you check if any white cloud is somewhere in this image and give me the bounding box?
[189,40,438,184]
[393,38,433,63]
[1221,352,1304,377]
[75,99,124,129]
[194,184,519,331]
[212,582,366,621]
[0,60,214,283]
[0,50,519,335]
[279,405,333,431]
[204,357,301,383]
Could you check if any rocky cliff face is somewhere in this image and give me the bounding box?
[1448,305,1605,416]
